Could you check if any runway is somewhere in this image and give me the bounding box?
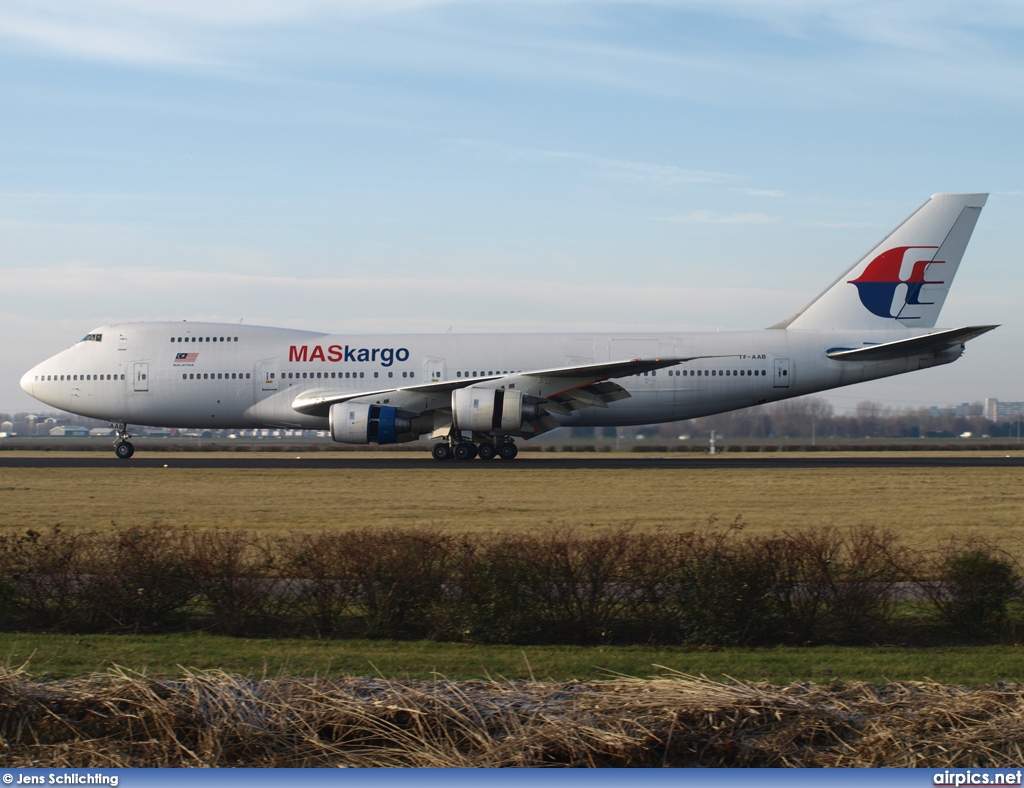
[1,453,1022,470]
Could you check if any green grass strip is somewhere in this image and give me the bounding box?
[1,632,1022,686]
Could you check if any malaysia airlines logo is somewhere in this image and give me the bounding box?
[848,246,944,320]
[174,352,198,364]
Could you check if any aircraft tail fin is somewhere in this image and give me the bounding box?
[774,193,987,330]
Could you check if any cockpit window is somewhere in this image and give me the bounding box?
[80,333,103,342]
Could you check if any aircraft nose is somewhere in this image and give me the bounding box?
[20,368,35,396]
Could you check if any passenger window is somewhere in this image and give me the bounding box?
[374,372,379,378]
[410,372,414,378]
[359,372,364,378]
[245,373,250,378]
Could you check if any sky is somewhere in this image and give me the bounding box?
[2,0,1023,415]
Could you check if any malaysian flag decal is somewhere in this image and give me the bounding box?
[174,352,198,363]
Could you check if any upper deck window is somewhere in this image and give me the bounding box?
[80,333,103,342]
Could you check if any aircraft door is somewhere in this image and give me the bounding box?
[257,360,278,391]
[423,357,446,382]
[132,363,150,392]
[773,358,791,388]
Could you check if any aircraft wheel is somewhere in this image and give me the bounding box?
[115,441,135,460]
[477,443,497,460]
[431,443,452,461]
[497,441,518,460]
[453,442,475,461]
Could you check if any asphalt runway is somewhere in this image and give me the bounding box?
[1,454,1023,470]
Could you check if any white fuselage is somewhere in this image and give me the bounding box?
[20,321,956,432]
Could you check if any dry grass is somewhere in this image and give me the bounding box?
[1,666,1023,766]
[2,455,1024,553]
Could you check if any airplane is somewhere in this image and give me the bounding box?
[20,193,997,461]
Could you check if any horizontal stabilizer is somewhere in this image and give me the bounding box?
[826,325,998,361]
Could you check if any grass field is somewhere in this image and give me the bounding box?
[2,632,1022,686]
[1,450,1022,692]
[2,452,1023,553]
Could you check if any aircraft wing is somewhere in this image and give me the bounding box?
[290,356,692,435]
[826,325,998,361]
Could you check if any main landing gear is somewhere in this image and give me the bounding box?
[432,437,519,462]
[112,423,134,460]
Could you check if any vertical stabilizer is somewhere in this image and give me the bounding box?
[776,193,987,330]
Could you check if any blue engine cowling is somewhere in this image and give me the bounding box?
[329,402,410,444]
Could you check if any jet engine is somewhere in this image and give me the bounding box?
[452,387,537,433]
[329,402,412,444]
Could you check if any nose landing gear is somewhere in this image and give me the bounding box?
[111,423,134,459]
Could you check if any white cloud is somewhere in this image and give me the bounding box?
[454,139,737,186]
[734,188,784,198]
[656,211,773,224]
[1,262,795,323]
[3,0,1023,110]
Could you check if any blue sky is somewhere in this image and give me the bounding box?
[2,0,1023,414]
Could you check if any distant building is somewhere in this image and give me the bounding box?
[985,399,1024,422]
[49,425,90,437]
[928,402,974,418]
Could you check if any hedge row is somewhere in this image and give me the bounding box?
[0,525,1019,645]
